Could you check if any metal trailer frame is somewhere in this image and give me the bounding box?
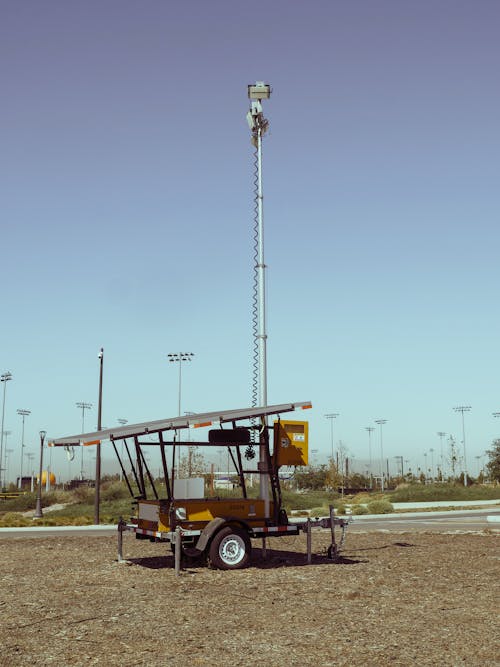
[50,401,350,570]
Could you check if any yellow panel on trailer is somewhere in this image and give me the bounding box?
[138,497,273,533]
[274,420,309,466]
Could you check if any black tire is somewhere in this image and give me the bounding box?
[208,526,251,570]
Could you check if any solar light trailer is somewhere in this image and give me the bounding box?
[50,401,349,570]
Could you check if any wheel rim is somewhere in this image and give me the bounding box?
[219,534,246,565]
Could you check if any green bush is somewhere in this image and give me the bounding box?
[308,506,327,517]
[333,502,346,515]
[70,485,94,504]
[0,512,31,527]
[281,489,336,511]
[351,504,369,515]
[100,481,130,501]
[389,483,500,503]
[367,500,394,514]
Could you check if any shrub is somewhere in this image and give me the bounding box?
[0,512,31,527]
[388,482,500,503]
[333,502,346,515]
[351,504,369,515]
[70,485,94,504]
[350,492,372,505]
[100,481,130,502]
[367,500,394,514]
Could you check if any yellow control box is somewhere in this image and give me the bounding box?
[273,420,308,466]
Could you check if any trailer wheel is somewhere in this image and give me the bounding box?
[208,526,251,570]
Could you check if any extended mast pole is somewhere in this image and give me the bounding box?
[247,81,271,514]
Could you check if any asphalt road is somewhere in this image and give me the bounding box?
[348,509,500,533]
[0,509,498,538]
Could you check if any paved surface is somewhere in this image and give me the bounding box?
[349,509,500,533]
[1,507,499,538]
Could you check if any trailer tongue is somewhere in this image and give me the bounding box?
[50,401,349,570]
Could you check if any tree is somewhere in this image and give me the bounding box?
[178,447,207,478]
[325,459,342,491]
[486,439,500,482]
[294,465,329,490]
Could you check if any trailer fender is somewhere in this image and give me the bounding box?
[185,517,249,557]
[194,517,229,554]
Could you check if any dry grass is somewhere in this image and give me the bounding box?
[0,529,498,666]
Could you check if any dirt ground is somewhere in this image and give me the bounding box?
[0,529,498,667]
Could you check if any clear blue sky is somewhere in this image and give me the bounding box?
[1,1,499,482]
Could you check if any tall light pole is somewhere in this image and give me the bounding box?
[325,414,339,463]
[437,432,446,479]
[394,455,404,478]
[453,406,471,487]
[365,426,375,487]
[17,408,30,489]
[118,418,128,481]
[5,448,13,485]
[168,352,194,474]
[76,401,92,480]
[375,419,387,492]
[429,448,435,481]
[25,451,35,490]
[0,371,13,489]
[167,353,194,417]
[94,348,103,525]
[2,430,11,487]
[34,431,46,519]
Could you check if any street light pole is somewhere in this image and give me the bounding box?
[168,352,194,472]
[0,371,13,489]
[17,408,31,489]
[393,455,404,478]
[437,432,446,479]
[5,448,13,485]
[167,353,194,417]
[453,406,471,487]
[118,419,128,481]
[76,401,92,480]
[365,426,375,487]
[325,413,339,463]
[375,420,387,492]
[34,431,46,519]
[2,430,11,487]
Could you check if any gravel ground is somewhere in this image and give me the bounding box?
[0,530,498,666]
